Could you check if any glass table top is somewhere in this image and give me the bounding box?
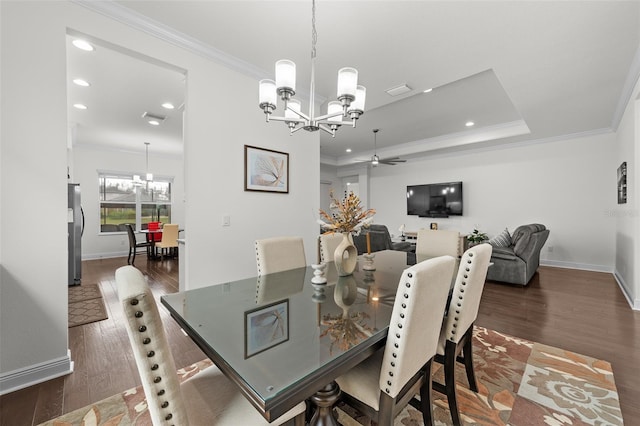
[160,250,419,406]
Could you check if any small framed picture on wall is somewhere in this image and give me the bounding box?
[244,145,289,193]
[617,161,627,204]
[430,223,438,230]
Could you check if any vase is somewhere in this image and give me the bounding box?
[334,275,357,317]
[334,232,357,276]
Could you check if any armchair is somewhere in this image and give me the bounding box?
[486,224,549,286]
[352,224,413,255]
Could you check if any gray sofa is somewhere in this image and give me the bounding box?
[486,224,549,286]
[352,224,413,254]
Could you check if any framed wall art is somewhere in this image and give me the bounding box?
[244,145,289,193]
[244,299,289,358]
[617,161,627,204]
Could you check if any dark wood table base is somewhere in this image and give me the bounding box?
[309,381,342,426]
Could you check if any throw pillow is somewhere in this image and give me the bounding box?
[489,228,512,247]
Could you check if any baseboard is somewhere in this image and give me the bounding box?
[613,270,640,311]
[82,250,129,260]
[540,259,613,273]
[0,350,74,396]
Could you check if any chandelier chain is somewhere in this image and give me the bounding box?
[311,0,317,60]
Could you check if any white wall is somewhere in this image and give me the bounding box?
[368,132,617,271]
[72,145,184,259]
[1,1,71,391]
[614,71,640,308]
[1,0,319,393]
[183,60,319,289]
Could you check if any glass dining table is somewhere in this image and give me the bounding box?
[160,250,452,425]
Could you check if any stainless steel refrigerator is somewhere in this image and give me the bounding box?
[68,183,84,286]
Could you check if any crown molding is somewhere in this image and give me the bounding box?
[72,0,322,104]
[334,119,530,167]
[72,0,265,80]
[611,42,640,131]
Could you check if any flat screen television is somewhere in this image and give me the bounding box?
[406,181,463,217]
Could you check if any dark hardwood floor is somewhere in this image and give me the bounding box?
[1,257,638,425]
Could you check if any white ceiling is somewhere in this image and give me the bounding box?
[67,33,186,156]
[69,1,640,166]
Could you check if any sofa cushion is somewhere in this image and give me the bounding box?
[489,228,512,248]
[490,246,518,261]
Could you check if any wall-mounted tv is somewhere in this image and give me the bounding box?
[406,181,463,217]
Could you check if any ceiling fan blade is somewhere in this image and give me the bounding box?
[379,157,406,165]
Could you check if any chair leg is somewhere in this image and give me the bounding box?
[376,393,394,426]
[462,328,478,392]
[293,411,306,426]
[420,359,434,426]
[127,247,133,265]
[444,340,461,426]
[131,249,136,266]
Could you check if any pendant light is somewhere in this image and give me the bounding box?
[144,142,153,182]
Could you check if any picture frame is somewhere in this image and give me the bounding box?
[617,161,627,204]
[244,145,289,193]
[244,299,289,359]
[430,222,438,230]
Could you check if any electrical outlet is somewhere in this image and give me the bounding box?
[223,215,231,227]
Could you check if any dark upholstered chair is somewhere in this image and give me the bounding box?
[486,224,549,286]
[124,224,151,266]
[353,224,413,255]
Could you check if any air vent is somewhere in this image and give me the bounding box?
[385,84,412,97]
[142,112,166,121]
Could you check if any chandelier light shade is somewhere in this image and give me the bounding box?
[275,60,296,98]
[258,0,365,137]
[337,67,358,101]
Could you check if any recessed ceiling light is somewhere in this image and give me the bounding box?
[423,88,433,93]
[73,78,90,87]
[148,120,160,126]
[465,121,475,127]
[72,39,94,51]
[346,148,352,153]
[73,103,87,110]
[161,102,175,110]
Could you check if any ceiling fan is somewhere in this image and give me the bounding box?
[367,129,406,166]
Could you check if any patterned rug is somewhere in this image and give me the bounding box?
[39,327,622,425]
[68,284,108,328]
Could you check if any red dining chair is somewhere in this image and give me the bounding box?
[147,221,163,242]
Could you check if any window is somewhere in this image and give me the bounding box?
[99,173,172,233]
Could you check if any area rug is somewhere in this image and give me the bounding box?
[68,284,108,328]
[39,327,623,425]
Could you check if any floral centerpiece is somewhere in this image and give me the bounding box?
[317,190,376,235]
[318,190,376,276]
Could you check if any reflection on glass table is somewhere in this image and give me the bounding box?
[161,250,445,426]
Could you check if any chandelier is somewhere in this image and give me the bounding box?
[258,0,366,137]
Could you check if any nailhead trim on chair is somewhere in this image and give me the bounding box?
[255,243,262,275]
[126,291,177,424]
[448,251,478,343]
[383,272,414,394]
